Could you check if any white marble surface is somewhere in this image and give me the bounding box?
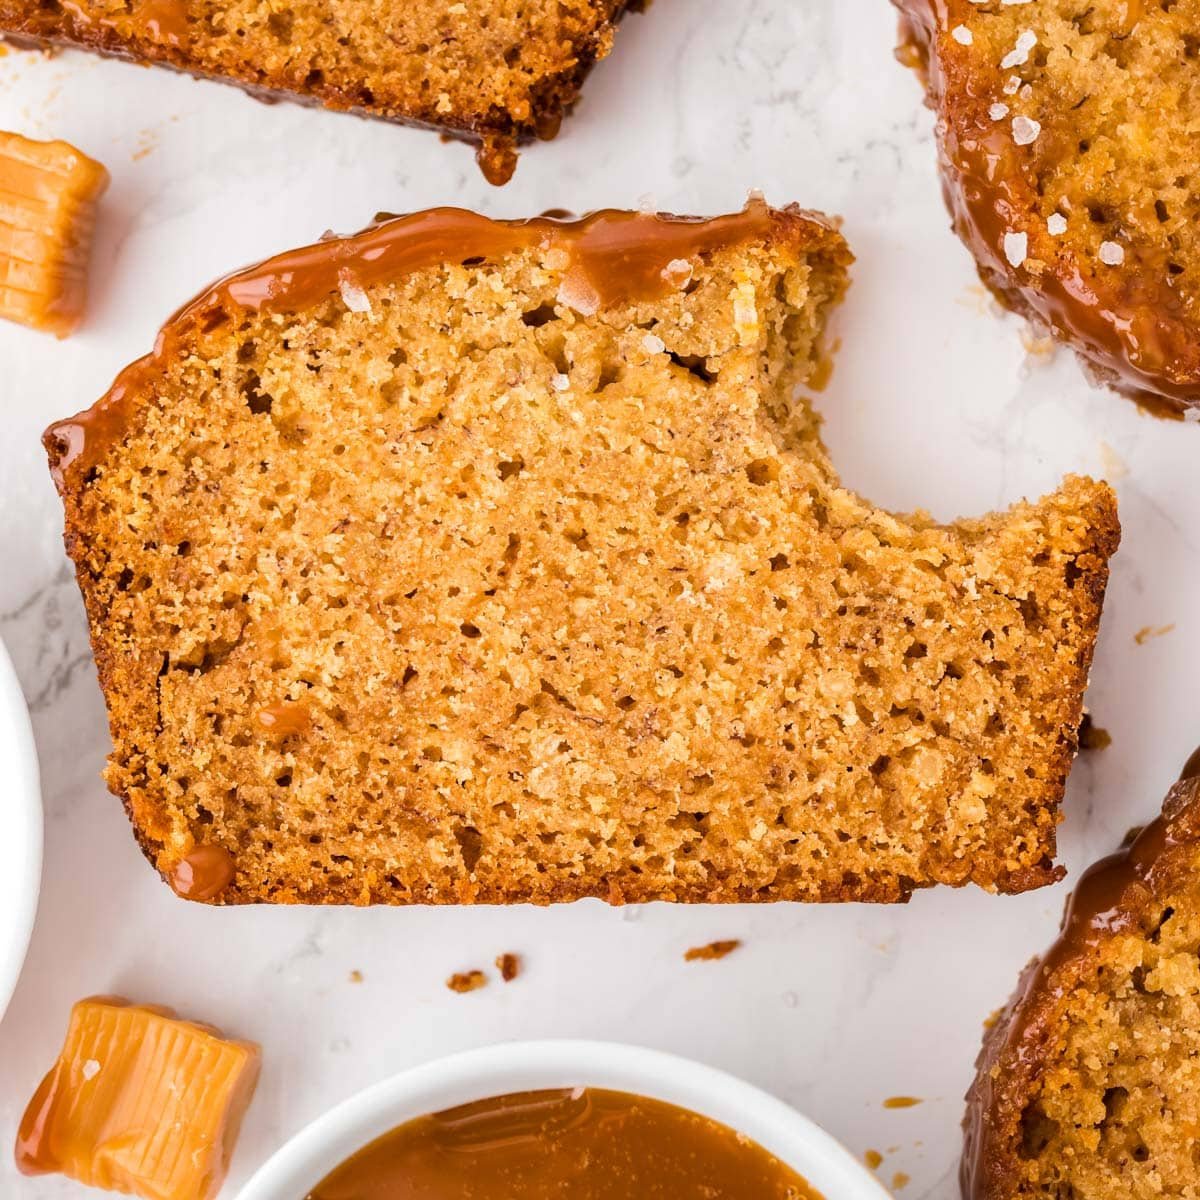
[1,2,1197,1196]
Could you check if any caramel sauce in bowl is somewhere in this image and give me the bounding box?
[236,1042,889,1200]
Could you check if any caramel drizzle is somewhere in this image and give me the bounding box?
[60,0,188,47]
[254,701,311,737]
[44,202,801,487]
[169,844,236,902]
[961,752,1200,1199]
[894,0,1200,412]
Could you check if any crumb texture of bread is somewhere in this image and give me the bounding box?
[0,1,638,181]
[895,0,1200,412]
[45,203,1119,906]
[964,770,1200,1200]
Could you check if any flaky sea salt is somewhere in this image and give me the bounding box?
[1047,213,1068,235]
[1099,241,1125,266]
[337,270,372,314]
[82,1060,100,1081]
[1004,231,1028,268]
[1001,30,1037,68]
[641,332,666,354]
[1012,115,1041,145]
[661,257,693,288]
[551,373,570,392]
[1003,74,1022,95]
[557,272,600,316]
[952,25,973,44]
[989,102,1010,120]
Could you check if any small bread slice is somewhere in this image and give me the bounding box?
[964,755,1200,1199]
[0,1,643,184]
[44,202,1119,905]
[896,0,1200,414]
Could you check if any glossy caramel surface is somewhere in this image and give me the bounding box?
[44,203,787,486]
[305,1088,822,1199]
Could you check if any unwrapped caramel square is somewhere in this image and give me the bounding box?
[15,996,260,1200]
[0,130,109,336]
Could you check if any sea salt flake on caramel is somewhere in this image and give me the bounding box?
[0,130,108,336]
[15,997,260,1200]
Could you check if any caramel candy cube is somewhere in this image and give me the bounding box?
[0,130,109,336]
[15,997,260,1200]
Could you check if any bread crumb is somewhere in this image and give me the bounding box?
[864,1149,884,1169]
[892,1172,911,1190]
[348,969,363,983]
[883,1096,923,1109]
[495,953,520,982]
[983,1007,1004,1030]
[684,939,742,962]
[446,970,487,994]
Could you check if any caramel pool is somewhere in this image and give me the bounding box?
[304,1087,823,1199]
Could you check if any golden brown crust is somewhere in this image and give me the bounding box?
[963,767,1200,1200]
[46,204,1117,907]
[0,1,641,182]
[895,0,1200,414]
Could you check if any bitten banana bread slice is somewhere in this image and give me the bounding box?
[964,752,1200,1200]
[44,201,1120,906]
[0,1,642,184]
[896,0,1200,414]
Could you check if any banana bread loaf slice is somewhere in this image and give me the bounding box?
[964,752,1200,1200]
[896,0,1200,414]
[44,201,1119,906]
[0,1,642,184]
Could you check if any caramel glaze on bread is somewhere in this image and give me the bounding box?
[45,201,1119,906]
[896,0,1200,415]
[0,1,643,184]
[964,751,1200,1200]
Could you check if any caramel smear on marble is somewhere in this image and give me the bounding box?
[1079,714,1112,752]
[1135,624,1176,645]
[684,939,742,962]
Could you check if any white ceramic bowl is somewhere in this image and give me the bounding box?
[0,636,41,1023]
[238,1040,892,1200]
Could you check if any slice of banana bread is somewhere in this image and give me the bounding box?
[44,201,1119,906]
[896,0,1200,414]
[964,753,1200,1200]
[0,1,642,184]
